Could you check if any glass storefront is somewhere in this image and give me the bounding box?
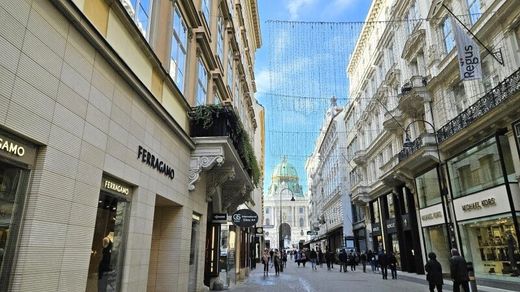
[416,168,442,208]
[458,214,520,279]
[0,162,30,291]
[87,186,130,292]
[423,225,451,273]
[448,138,512,198]
[387,194,395,218]
[388,233,401,269]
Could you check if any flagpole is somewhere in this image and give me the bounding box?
[442,4,504,66]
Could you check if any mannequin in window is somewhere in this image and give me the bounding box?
[98,231,114,292]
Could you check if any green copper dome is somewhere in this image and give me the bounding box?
[272,157,298,179]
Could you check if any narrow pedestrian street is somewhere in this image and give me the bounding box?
[229,261,514,292]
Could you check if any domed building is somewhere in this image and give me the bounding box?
[263,157,309,249]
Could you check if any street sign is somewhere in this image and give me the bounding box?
[306,231,318,235]
[231,209,258,227]
[212,213,228,224]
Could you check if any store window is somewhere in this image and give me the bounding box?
[0,162,30,290]
[448,138,506,198]
[387,194,395,219]
[416,168,442,208]
[86,177,130,292]
[371,200,380,223]
[170,4,187,92]
[423,225,451,273]
[458,214,519,278]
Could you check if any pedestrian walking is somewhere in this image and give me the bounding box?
[360,252,367,273]
[348,251,356,271]
[368,250,376,272]
[450,249,470,292]
[295,250,302,267]
[301,249,307,267]
[262,248,270,277]
[379,250,388,280]
[325,248,332,270]
[339,249,348,272]
[330,250,335,269]
[310,248,318,270]
[389,251,398,279]
[269,249,274,268]
[425,252,443,292]
[274,249,281,276]
[318,248,324,268]
[282,250,288,268]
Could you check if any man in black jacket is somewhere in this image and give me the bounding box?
[379,250,388,280]
[449,249,469,292]
[425,252,443,292]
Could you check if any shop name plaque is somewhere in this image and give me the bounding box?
[421,211,442,221]
[137,146,174,180]
[461,197,496,212]
[0,137,25,156]
[103,179,130,195]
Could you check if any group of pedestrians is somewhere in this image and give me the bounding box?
[261,248,287,276]
[425,248,472,292]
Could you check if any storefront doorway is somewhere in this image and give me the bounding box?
[86,186,130,292]
[0,161,30,291]
[188,214,201,292]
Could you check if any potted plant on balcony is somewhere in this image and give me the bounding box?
[189,105,260,186]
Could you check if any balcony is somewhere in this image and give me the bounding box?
[383,107,404,131]
[394,133,440,176]
[353,149,367,165]
[398,76,431,116]
[437,67,520,143]
[188,105,258,211]
[351,182,370,205]
[379,155,401,187]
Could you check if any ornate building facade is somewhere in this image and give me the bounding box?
[306,98,353,252]
[345,0,520,288]
[263,158,309,250]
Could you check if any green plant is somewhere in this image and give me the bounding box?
[189,105,261,187]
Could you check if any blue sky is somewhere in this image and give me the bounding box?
[255,0,372,193]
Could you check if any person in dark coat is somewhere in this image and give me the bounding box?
[310,248,318,270]
[379,250,388,280]
[360,252,367,273]
[339,249,348,272]
[325,248,332,270]
[318,248,324,268]
[388,252,398,279]
[449,249,469,292]
[425,252,443,292]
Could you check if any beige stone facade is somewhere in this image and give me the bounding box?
[0,0,262,291]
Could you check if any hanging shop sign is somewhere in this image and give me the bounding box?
[101,176,131,196]
[231,209,258,228]
[256,227,264,235]
[0,129,37,166]
[137,146,174,180]
[385,218,397,234]
[419,204,445,227]
[453,185,511,221]
[372,224,382,236]
[212,213,228,224]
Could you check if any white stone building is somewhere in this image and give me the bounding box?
[306,98,353,252]
[344,0,520,287]
[263,158,309,250]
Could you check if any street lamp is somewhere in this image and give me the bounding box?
[403,119,455,249]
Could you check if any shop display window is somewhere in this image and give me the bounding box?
[387,194,395,219]
[0,162,29,291]
[371,200,380,223]
[423,225,450,273]
[86,191,129,292]
[458,214,520,278]
[448,138,505,198]
[416,168,442,208]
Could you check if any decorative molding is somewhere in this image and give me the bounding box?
[189,146,225,191]
[206,167,236,201]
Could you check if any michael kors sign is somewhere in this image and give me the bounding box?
[461,197,496,212]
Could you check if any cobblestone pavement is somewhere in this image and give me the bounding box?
[229,262,429,292]
[228,261,516,292]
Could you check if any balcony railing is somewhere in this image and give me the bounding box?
[437,67,520,143]
[398,136,422,162]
